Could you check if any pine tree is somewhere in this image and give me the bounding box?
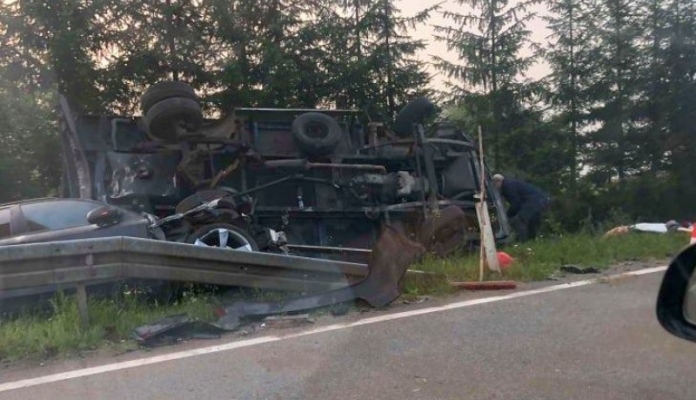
[95,0,222,113]
[433,0,539,168]
[0,0,104,111]
[543,0,598,189]
[662,0,696,215]
[583,0,643,183]
[317,0,435,121]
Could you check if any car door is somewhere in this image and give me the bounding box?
[0,199,150,246]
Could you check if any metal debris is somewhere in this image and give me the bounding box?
[560,265,600,274]
[214,225,425,331]
[449,281,517,291]
[133,314,226,346]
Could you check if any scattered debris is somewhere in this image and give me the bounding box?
[450,281,517,291]
[547,272,565,281]
[133,314,226,346]
[214,225,425,331]
[402,296,431,305]
[560,265,600,274]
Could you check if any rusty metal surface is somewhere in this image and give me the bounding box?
[415,205,478,257]
[215,226,425,330]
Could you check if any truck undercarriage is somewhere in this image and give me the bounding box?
[58,82,511,262]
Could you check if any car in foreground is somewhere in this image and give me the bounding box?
[656,242,696,342]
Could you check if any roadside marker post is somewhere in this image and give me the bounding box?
[452,127,515,292]
[475,126,501,278]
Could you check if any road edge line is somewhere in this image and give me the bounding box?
[0,265,668,393]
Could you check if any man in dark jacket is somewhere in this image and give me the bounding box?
[492,174,551,242]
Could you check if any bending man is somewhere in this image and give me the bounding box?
[492,174,551,242]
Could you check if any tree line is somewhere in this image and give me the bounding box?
[0,0,694,231]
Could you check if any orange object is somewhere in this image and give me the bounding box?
[497,251,514,269]
[691,225,696,245]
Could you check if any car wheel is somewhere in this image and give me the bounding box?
[141,81,198,114]
[291,112,343,155]
[144,97,204,142]
[189,223,259,252]
[392,97,438,138]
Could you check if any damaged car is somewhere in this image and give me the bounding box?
[0,193,287,252]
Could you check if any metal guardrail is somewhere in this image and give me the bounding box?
[0,237,371,327]
[0,237,369,294]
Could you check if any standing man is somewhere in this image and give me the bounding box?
[492,174,551,242]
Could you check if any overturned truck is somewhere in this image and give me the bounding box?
[58,82,511,262]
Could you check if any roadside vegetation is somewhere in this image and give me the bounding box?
[0,231,688,363]
[404,232,687,297]
[0,291,214,363]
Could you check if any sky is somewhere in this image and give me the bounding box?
[396,0,552,90]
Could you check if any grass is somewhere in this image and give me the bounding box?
[0,290,214,362]
[0,231,688,362]
[403,232,688,297]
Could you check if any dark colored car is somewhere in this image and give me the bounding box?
[0,198,153,246]
[0,195,286,253]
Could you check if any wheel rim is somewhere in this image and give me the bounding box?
[193,228,254,251]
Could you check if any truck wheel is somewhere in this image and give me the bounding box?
[291,112,342,155]
[141,81,198,114]
[189,223,259,252]
[392,97,438,138]
[144,97,203,142]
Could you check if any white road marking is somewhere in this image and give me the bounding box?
[0,265,668,393]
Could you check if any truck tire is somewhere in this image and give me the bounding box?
[144,97,203,142]
[392,97,438,138]
[141,81,198,114]
[291,112,342,155]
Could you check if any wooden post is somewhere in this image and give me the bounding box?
[478,127,486,281]
[75,282,90,330]
[475,126,501,280]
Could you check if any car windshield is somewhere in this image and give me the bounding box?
[1,0,695,398]
[20,200,102,232]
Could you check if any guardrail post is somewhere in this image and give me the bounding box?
[75,282,90,329]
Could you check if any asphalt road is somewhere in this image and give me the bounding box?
[1,269,695,400]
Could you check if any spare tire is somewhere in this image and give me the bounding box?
[144,97,203,142]
[291,112,343,155]
[392,97,438,138]
[141,81,198,114]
